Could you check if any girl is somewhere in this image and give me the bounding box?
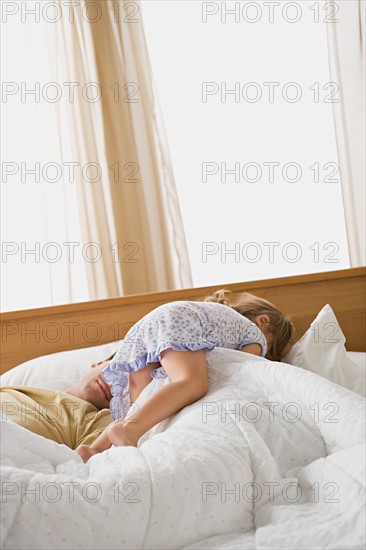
[76,290,293,462]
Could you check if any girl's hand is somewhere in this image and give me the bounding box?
[76,444,100,463]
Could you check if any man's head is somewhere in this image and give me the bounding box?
[66,356,114,409]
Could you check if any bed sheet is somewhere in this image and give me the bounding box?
[1,348,365,550]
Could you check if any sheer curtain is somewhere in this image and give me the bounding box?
[1,13,89,311]
[326,0,365,266]
[49,0,192,299]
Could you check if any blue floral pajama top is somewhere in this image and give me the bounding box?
[102,300,268,420]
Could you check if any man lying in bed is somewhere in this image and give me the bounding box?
[0,357,114,450]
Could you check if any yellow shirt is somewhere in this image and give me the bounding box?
[0,386,112,449]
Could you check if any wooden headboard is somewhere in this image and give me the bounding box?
[1,267,365,375]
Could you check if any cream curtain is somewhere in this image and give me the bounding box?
[326,0,365,266]
[51,0,192,298]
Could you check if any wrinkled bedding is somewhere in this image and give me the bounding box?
[1,348,365,549]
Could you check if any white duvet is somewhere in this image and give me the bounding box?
[1,348,365,550]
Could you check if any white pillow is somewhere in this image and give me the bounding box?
[0,341,118,391]
[282,304,365,396]
[346,351,366,373]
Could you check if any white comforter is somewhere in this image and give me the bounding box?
[1,348,365,550]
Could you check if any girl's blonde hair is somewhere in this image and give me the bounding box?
[204,289,293,362]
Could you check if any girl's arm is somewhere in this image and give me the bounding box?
[240,343,262,355]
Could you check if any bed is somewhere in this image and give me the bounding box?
[1,267,365,550]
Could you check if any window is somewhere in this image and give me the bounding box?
[142,0,350,287]
[1,1,351,312]
[1,15,88,311]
